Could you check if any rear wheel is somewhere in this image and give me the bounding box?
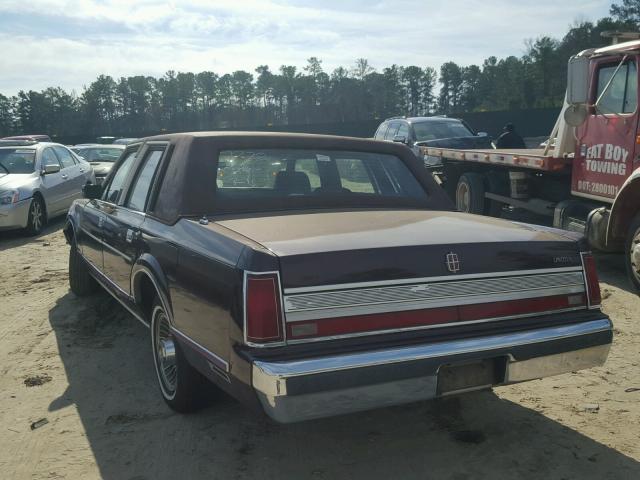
[150,297,208,412]
[25,196,45,236]
[456,173,485,214]
[625,212,640,292]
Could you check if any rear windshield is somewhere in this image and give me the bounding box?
[0,149,36,174]
[72,147,123,162]
[413,121,474,141]
[213,149,428,213]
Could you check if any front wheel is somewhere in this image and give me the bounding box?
[625,212,640,292]
[150,297,208,412]
[25,196,46,236]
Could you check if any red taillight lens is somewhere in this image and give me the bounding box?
[582,253,601,308]
[245,273,284,344]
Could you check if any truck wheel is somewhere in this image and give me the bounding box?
[625,213,640,292]
[456,173,485,214]
[150,297,208,413]
[68,242,98,296]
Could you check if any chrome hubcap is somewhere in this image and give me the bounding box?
[154,309,177,394]
[456,182,470,212]
[31,201,42,231]
[630,231,640,282]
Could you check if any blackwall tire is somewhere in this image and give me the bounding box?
[150,297,208,413]
[68,243,98,296]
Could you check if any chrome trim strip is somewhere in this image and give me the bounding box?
[284,306,588,344]
[254,318,612,379]
[83,255,149,328]
[285,285,585,322]
[283,266,584,295]
[171,326,230,373]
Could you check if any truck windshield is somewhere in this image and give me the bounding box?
[213,149,428,213]
[413,121,474,141]
[0,149,36,174]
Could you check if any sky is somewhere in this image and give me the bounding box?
[0,0,613,96]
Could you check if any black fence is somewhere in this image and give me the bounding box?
[52,108,561,145]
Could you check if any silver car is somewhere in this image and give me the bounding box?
[0,142,95,235]
[70,144,125,185]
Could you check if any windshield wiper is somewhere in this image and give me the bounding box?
[0,163,9,174]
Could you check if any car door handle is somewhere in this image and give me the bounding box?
[79,168,85,173]
[61,174,68,179]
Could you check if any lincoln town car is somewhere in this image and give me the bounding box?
[64,132,612,423]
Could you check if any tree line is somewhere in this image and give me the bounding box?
[0,1,638,140]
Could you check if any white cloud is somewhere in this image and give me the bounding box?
[0,0,612,95]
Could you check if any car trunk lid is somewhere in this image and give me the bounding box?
[217,210,589,343]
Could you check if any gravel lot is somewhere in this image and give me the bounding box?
[0,220,639,480]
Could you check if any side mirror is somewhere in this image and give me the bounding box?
[41,164,60,175]
[477,132,488,137]
[83,183,103,200]
[567,55,590,105]
[393,135,408,144]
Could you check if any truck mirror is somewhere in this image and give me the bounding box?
[567,55,590,105]
[564,104,588,127]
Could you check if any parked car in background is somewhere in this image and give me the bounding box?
[65,132,611,423]
[71,144,125,185]
[113,138,139,145]
[0,142,95,234]
[374,116,493,164]
[2,134,52,142]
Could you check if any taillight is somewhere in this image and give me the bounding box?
[581,252,601,308]
[245,273,285,345]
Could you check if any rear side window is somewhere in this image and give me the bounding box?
[53,146,76,168]
[596,60,638,114]
[127,149,164,211]
[104,150,137,204]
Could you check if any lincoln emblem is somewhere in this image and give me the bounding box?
[445,252,461,273]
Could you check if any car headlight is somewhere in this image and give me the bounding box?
[0,190,20,205]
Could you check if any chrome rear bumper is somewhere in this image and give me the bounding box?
[252,318,612,423]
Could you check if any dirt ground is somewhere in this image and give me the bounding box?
[0,219,639,480]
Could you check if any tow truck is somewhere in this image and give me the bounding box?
[424,38,640,291]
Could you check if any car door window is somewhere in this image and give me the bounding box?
[384,122,400,140]
[126,149,164,211]
[53,146,76,169]
[396,123,409,139]
[103,151,137,205]
[374,124,388,140]
[596,60,638,114]
[42,148,61,168]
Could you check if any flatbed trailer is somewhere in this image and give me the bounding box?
[423,39,640,292]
